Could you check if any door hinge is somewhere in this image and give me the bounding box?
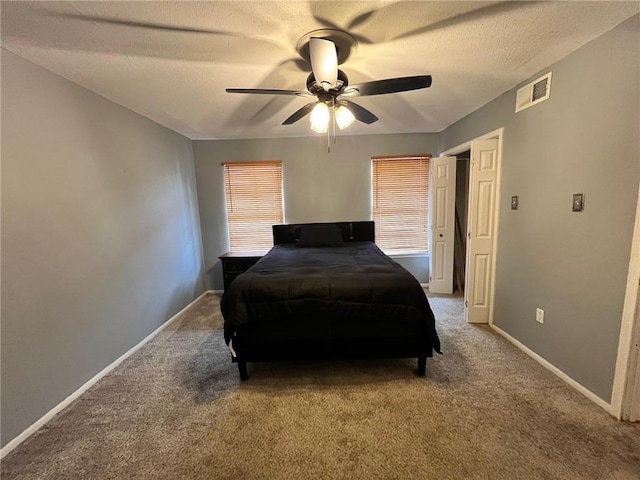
[468,232,471,239]
[465,300,468,308]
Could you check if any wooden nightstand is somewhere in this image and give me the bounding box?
[219,251,266,291]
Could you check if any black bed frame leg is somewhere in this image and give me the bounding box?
[417,356,426,377]
[238,361,249,381]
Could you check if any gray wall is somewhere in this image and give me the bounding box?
[438,15,640,402]
[1,51,206,447]
[193,133,438,289]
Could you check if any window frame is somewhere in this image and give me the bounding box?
[222,160,284,253]
[371,154,431,255]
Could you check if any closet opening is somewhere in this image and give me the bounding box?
[454,150,471,293]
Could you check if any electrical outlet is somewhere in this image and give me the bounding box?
[536,308,544,324]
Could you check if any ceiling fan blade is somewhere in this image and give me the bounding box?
[226,88,312,97]
[341,100,378,124]
[282,102,318,125]
[309,37,338,91]
[345,75,432,97]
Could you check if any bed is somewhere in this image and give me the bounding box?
[220,221,441,380]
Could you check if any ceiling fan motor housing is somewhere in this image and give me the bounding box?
[306,70,349,96]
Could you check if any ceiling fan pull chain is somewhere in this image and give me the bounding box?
[327,121,331,153]
[332,102,337,145]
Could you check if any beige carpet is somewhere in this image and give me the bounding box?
[2,291,639,479]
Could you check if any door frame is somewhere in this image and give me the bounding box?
[611,182,640,420]
[442,128,504,325]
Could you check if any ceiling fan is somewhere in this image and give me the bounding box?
[226,35,432,133]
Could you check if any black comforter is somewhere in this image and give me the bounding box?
[221,242,440,354]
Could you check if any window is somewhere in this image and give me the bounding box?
[371,155,430,254]
[223,161,283,252]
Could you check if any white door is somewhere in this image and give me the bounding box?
[466,138,499,323]
[429,156,456,294]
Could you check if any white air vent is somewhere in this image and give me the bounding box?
[515,72,552,113]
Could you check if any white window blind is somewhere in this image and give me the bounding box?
[223,161,283,252]
[372,156,430,254]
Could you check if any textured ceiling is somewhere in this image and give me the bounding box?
[2,1,639,140]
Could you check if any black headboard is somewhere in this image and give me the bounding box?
[272,221,375,246]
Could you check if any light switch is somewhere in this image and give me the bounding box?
[511,196,519,210]
[572,193,584,212]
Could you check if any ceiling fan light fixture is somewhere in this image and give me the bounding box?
[335,105,355,130]
[310,102,330,133]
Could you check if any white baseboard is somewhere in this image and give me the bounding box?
[0,290,211,460]
[420,283,429,288]
[490,323,612,414]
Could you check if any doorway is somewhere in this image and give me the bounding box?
[630,289,640,422]
[441,128,503,324]
[611,183,640,420]
[454,151,470,294]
